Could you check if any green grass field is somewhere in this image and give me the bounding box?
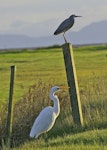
[11,129,107,150]
[0,45,107,105]
[0,44,107,149]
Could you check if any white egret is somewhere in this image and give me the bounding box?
[29,86,68,139]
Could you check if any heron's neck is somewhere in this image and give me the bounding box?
[49,93,60,117]
[69,16,74,22]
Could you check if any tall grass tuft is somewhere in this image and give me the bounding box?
[11,81,71,147]
[80,76,107,129]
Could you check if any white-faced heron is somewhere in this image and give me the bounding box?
[54,14,82,43]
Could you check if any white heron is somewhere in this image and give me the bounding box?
[29,86,68,139]
[54,14,82,43]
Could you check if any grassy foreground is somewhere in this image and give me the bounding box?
[9,129,107,150]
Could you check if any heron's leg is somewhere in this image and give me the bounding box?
[63,33,67,43]
[44,132,48,143]
[44,132,49,147]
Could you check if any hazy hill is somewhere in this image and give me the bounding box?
[68,20,107,44]
[0,20,107,49]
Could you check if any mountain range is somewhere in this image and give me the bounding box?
[0,20,107,49]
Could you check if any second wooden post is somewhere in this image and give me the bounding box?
[6,65,15,147]
[62,43,83,127]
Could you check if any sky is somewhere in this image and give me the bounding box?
[0,0,107,37]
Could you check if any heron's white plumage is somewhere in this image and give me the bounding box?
[30,106,57,138]
[29,86,61,138]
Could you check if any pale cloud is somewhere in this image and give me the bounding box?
[0,0,107,36]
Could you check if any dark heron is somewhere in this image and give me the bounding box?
[54,14,82,43]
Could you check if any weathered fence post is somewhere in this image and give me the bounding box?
[6,65,15,147]
[62,43,83,127]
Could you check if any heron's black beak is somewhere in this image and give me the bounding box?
[75,15,82,17]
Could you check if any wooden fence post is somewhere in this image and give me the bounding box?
[6,65,15,147]
[62,43,83,127]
